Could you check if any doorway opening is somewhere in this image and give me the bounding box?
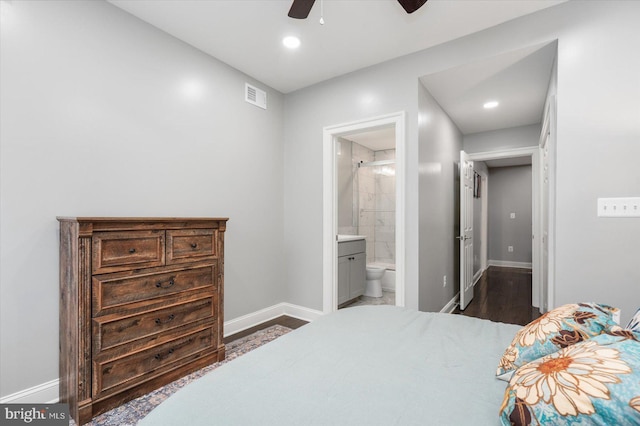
[322,112,406,313]
[466,146,543,311]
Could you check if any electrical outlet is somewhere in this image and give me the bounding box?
[508,246,514,253]
[443,275,447,287]
[510,212,516,219]
[597,197,640,217]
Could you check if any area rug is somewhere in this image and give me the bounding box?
[77,325,292,426]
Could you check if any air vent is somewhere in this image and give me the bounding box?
[245,83,267,109]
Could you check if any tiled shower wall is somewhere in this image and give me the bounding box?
[338,140,395,266]
[373,149,396,266]
[353,142,375,261]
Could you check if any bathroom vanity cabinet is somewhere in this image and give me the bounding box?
[337,239,366,305]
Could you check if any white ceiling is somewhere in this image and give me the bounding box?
[108,0,566,94]
[420,42,557,135]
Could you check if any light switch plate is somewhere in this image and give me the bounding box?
[597,197,640,217]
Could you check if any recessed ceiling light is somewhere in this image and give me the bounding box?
[282,36,301,49]
[483,101,499,109]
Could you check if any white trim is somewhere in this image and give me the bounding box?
[0,379,59,404]
[472,268,484,286]
[488,260,533,269]
[540,95,557,313]
[323,112,406,314]
[467,146,541,309]
[280,303,324,323]
[224,303,323,337]
[440,293,460,313]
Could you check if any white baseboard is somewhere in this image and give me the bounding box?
[1,303,323,405]
[223,302,323,337]
[472,269,484,286]
[440,293,460,314]
[488,260,532,269]
[0,379,59,404]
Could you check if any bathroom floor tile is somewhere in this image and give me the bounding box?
[341,290,395,308]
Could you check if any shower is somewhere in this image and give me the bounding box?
[353,156,396,267]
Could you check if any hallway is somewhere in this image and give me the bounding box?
[453,266,540,326]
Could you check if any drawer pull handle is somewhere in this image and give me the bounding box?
[154,348,174,361]
[191,243,198,248]
[129,248,136,254]
[155,279,175,289]
[155,314,175,326]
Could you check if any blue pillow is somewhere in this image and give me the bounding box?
[496,303,620,381]
[500,330,640,425]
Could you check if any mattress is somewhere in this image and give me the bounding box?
[139,305,522,425]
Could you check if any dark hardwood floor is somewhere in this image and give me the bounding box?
[224,315,309,344]
[453,266,541,326]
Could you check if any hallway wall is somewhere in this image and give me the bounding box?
[488,165,533,267]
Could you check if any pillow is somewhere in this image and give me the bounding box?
[496,303,620,381]
[627,308,640,332]
[499,330,640,425]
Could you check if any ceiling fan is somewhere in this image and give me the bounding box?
[288,0,428,19]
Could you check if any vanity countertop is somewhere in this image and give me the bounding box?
[337,234,366,242]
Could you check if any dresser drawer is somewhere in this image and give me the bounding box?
[93,297,216,352]
[94,325,216,396]
[93,231,165,274]
[166,229,217,264]
[93,265,216,316]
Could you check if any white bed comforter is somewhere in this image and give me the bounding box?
[139,305,522,425]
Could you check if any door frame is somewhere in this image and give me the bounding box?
[467,146,544,310]
[539,95,556,313]
[322,111,406,313]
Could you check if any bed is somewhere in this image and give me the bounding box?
[138,305,522,425]
[138,304,640,425]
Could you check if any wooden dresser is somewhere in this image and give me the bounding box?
[57,217,228,425]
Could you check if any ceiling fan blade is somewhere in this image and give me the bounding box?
[288,0,316,19]
[397,0,428,14]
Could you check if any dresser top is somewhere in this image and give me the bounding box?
[57,217,228,234]
[57,217,229,222]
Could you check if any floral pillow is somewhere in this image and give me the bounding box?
[499,330,640,425]
[496,303,619,381]
[627,308,640,332]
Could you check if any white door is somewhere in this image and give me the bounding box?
[459,150,474,310]
[541,134,550,312]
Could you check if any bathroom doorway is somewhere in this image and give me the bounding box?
[322,112,406,313]
[337,128,396,308]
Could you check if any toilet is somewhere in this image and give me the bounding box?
[364,266,385,297]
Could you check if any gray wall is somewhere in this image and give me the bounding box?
[283,1,640,323]
[283,51,423,311]
[464,124,541,153]
[488,166,533,265]
[0,1,285,397]
[418,83,463,312]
